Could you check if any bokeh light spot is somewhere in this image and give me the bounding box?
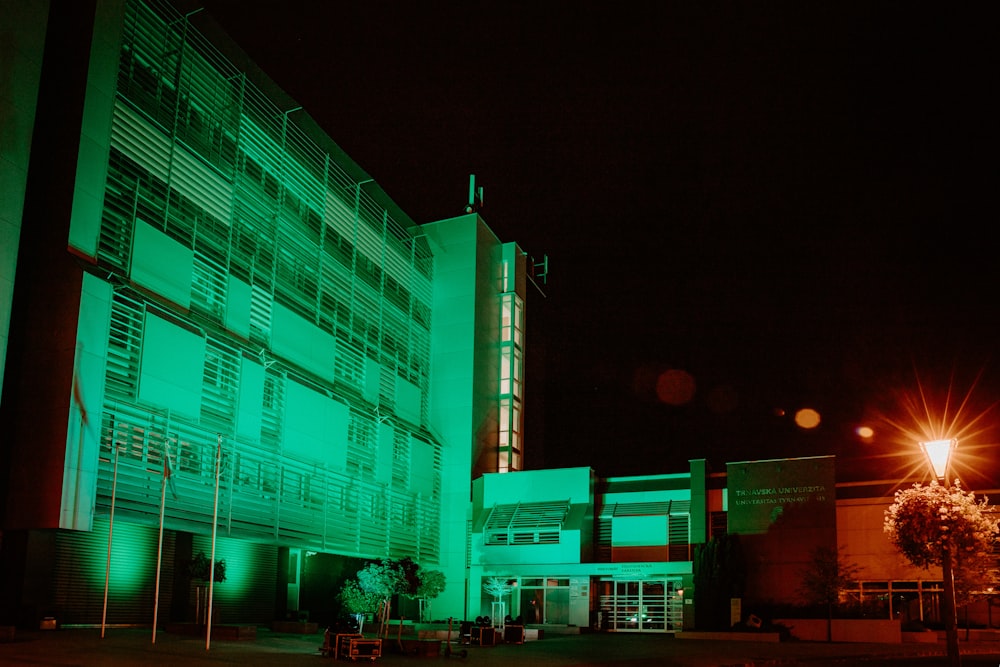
[856,425,874,440]
[795,407,821,429]
[706,384,739,414]
[656,369,696,406]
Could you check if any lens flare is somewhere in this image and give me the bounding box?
[655,369,696,406]
[794,408,821,429]
[876,367,998,487]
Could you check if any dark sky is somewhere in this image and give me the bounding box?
[195,1,999,485]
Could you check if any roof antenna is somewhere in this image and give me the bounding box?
[465,174,484,213]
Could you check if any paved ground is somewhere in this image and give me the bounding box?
[2,627,1000,666]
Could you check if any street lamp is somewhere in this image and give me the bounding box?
[919,437,960,667]
[920,438,957,482]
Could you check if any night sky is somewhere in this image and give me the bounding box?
[193,1,999,486]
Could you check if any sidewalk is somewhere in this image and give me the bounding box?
[2,626,1000,666]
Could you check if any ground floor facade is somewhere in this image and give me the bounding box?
[465,560,694,634]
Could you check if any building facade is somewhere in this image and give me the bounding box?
[2,0,995,636]
[468,460,999,634]
[1,0,527,627]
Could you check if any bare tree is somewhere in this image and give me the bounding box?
[798,545,863,642]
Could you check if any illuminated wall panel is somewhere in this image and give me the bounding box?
[375,422,394,485]
[138,312,205,419]
[130,220,194,309]
[235,356,264,439]
[363,357,381,403]
[225,277,253,339]
[410,438,435,496]
[395,375,421,425]
[612,515,668,546]
[270,303,337,384]
[283,378,348,467]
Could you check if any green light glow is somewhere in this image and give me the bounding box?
[86,518,156,595]
[192,535,255,599]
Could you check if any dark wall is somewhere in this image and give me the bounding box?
[0,0,96,530]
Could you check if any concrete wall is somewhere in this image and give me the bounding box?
[775,618,902,643]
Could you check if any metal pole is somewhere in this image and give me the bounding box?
[942,463,961,667]
[101,446,120,638]
[206,435,222,650]
[942,544,962,667]
[152,453,168,643]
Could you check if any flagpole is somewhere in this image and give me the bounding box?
[152,443,169,644]
[206,434,222,650]
[101,445,120,638]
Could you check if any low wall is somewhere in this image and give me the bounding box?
[775,618,901,643]
[271,621,319,634]
[676,631,780,643]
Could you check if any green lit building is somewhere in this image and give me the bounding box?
[1,0,528,627]
[4,0,996,639]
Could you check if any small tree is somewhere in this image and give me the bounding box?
[356,558,408,637]
[884,481,998,665]
[798,545,863,642]
[414,568,446,622]
[187,550,227,583]
[186,551,226,625]
[483,576,514,627]
[339,579,382,634]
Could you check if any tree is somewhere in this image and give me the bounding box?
[482,576,514,625]
[186,551,226,626]
[884,481,999,667]
[338,579,383,634]
[798,545,863,642]
[482,576,513,602]
[354,557,444,635]
[356,558,407,637]
[187,550,227,583]
[414,568,446,622]
[884,481,997,570]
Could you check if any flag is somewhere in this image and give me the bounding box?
[163,442,178,501]
[71,364,89,427]
[71,342,100,444]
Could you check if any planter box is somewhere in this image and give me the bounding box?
[903,631,938,643]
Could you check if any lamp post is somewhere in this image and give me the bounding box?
[920,438,960,667]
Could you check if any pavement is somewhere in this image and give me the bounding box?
[2,626,1000,666]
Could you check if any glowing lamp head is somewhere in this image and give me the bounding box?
[919,438,957,481]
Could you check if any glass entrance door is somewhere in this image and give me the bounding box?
[598,579,682,633]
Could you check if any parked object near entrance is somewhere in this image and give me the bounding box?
[319,630,382,661]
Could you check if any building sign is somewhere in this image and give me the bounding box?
[726,456,835,535]
[726,456,838,605]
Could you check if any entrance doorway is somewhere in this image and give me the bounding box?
[598,579,682,632]
[518,578,570,625]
